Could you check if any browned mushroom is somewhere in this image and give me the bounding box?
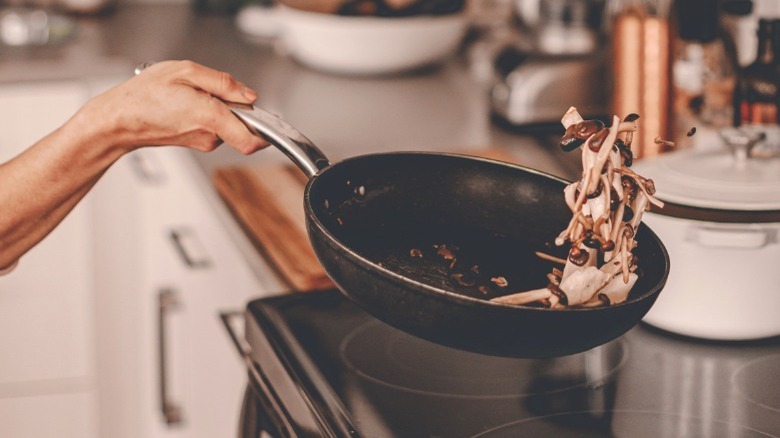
[436,244,457,260]
[588,127,611,153]
[451,273,476,287]
[501,107,659,309]
[568,247,590,266]
[561,119,606,151]
[654,136,676,148]
[491,276,509,288]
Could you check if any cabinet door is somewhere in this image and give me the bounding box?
[0,82,98,438]
[150,148,267,438]
[0,392,98,437]
[92,151,156,438]
[94,148,268,438]
[0,81,95,385]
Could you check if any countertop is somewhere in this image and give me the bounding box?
[1,3,581,288]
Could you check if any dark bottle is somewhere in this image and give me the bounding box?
[736,19,780,125]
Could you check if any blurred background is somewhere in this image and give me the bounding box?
[3,0,780,155]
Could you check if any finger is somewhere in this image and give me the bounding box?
[209,101,269,154]
[174,60,258,104]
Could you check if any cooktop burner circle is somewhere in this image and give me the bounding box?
[733,353,780,413]
[340,320,627,399]
[471,411,775,438]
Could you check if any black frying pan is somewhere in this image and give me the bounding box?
[230,104,670,358]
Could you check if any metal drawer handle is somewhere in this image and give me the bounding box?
[169,227,212,269]
[159,288,184,426]
[128,151,166,184]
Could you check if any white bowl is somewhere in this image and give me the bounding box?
[237,5,469,75]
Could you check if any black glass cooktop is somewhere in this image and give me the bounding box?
[243,290,780,437]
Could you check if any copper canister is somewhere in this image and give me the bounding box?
[611,6,672,158]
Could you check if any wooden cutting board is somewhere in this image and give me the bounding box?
[213,148,521,292]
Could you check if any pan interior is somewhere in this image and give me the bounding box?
[342,219,557,300]
[308,153,663,304]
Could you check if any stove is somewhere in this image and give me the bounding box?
[228,290,780,437]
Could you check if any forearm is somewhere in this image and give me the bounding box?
[0,174,102,269]
[0,108,124,267]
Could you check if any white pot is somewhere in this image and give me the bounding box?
[236,5,469,76]
[641,213,780,340]
[635,129,780,340]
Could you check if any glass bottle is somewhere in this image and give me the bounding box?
[720,0,756,68]
[670,0,737,149]
[732,18,780,157]
[736,18,779,126]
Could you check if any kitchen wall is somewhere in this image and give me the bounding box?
[754,0,780,17]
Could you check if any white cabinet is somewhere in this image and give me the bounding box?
[0,80,99,438]
[0,392,98,437]
[93,147,268,438]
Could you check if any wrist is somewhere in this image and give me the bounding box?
[66,97,133,163]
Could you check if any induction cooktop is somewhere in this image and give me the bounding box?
[238,290,780,437]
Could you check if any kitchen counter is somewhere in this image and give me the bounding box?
[1,3,580,289]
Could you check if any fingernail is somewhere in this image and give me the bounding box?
[242,87,258,101]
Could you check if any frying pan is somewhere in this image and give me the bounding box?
[228,103,670,358]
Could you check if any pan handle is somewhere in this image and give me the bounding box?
[227,102,331,178]
[134,62,331,178]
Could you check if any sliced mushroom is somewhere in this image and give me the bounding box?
[502,108,655,308]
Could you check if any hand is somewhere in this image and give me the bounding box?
[75,60,269,155]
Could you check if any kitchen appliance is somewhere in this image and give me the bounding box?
[217,102,669,358]
[490,48,609,129]
[514,0,604,55]
[223,289,780,437]
[635,128,780,340]
[488,0,609,129]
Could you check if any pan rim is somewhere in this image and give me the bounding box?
[304,151,670,313]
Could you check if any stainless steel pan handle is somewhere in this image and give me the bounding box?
[134,62,331,178]
[227,102,330,178]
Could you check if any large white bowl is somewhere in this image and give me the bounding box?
[237,5,469,76]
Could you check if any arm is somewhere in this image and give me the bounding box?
[0,60,269,269]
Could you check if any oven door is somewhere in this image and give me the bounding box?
[223,311,339,438]
[240,384,283,438]
[223,311,298,437]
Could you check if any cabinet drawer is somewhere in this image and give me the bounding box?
[0,81,90,161]
[0,391,97,437]
[0,189,94,385]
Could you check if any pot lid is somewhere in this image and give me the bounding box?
[633,129,780,212]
